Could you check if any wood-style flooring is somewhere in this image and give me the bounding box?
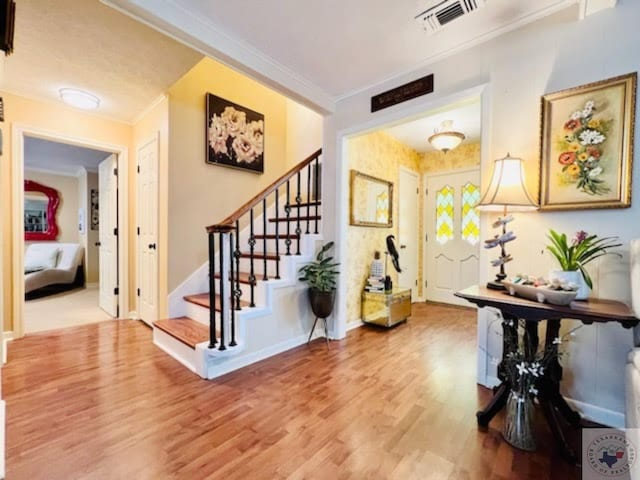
[4,303,581,479]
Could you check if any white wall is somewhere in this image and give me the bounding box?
[325,3,640,423]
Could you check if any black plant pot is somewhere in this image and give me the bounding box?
[308,288,336,318]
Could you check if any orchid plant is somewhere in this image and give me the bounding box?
[546,229,622,289]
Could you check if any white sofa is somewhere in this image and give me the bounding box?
[24,243,84,295]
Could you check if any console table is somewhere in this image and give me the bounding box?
[455,285,638,461]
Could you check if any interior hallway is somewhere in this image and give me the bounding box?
[4,303,580,479]
[24,285,112,333]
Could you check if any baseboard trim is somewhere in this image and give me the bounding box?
[3,331,14,365]
[565,397,625,429]
[347,320,364,331]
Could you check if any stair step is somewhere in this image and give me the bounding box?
[252,233,300,240]
[214,271,263,285]
[240,252,280,261]
[184,293,250,311]
[153,317,209,349]
[269,215,321,223]
[284,201,321,209]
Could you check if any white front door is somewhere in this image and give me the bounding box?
[98,154,118,317]
[398,167,419,299]
[425,169,481,306]
[136,135,159,325]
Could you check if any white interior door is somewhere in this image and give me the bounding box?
[136,135,159,325]
[98,154,118,317]
[425,169,481,306]
[398,167,419,299]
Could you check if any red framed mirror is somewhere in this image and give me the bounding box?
[24,180,60,241]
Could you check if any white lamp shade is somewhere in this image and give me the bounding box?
[477,154,538,211]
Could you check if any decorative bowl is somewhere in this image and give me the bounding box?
[502,281,577,306]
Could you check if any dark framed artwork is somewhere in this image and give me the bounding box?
[539,73,636,211]
[206,93,264,174]
[90,189,99,230]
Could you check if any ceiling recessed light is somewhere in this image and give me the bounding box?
[59,88,100,110]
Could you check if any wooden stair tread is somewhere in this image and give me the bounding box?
[253,233,300,240]
[269,215,321,223]
[184,293,250,311]
[239,252,280,260]
[153,317,209,349]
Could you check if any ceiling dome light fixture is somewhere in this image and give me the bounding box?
[59,88,100,110]
[428,120,465,153]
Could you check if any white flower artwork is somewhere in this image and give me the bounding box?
[205,93,265,173]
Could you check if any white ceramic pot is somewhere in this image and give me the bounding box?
[548,270,590,300]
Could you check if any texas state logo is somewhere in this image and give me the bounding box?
[585,430,637,478]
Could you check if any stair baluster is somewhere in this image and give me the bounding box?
[274,188,280,279]
[229,232,237,347]
[207,232,217,348]
[262,198,268,281]
[218,231,227,351]
[234,220,241,311]
[285,180,291,256]
[306,164,311,234]
[248,208,256,307]
[296,171,302,255]
[314,157,320,234]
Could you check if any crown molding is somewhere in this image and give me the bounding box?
[101,0,335,114]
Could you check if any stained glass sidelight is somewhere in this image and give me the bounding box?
[461,182,480,245]
[436,185,454,244]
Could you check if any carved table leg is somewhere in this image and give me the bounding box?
[476,312,518,427]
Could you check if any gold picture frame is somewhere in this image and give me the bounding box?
[539,72,636,211]
[349,170,393,227]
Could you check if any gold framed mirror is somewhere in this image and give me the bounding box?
[349,170,393,227]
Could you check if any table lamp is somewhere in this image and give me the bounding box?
[477,153,538,290]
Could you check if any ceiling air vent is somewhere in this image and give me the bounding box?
[415,0,487,34]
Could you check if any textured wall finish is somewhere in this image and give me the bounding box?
[4,0,202,122]
[346,131,421,323]
[420,142,481,174]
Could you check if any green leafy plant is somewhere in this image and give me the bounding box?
[298,241,339,292]
[546,229,622,288]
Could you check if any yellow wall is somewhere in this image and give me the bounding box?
[132,96,170,318]
[420,142,481,174]
[346,131,421,323]
[0,91,132,332]
[24,170,80,245]
[166,57,320,291]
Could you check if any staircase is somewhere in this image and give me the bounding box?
[152,150,325,379]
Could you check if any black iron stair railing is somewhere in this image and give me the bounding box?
[205,149,322,350]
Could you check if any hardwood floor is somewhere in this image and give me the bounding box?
[3,303,581,479]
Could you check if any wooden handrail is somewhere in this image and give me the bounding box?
[206,148,322,233]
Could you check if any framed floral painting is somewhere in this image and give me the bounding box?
[539,73,636,210]
[206,93,264,173]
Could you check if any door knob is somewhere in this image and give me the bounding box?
[148,243,157,250]
[400,244,407,249]
[95,241,101,246]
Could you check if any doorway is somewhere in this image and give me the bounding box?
[424,168,481,306]
[12,126,129,337]
[397,167,419,299]
[22,137,119,332]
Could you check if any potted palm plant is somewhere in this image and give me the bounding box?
[298,241,339,318]
[546,229,621,300]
